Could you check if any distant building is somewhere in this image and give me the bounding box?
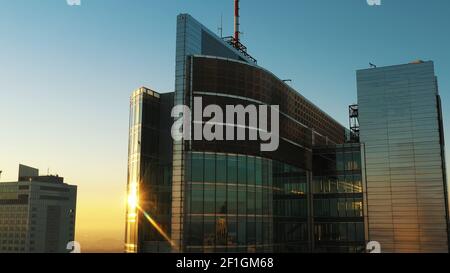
[357,61,449,253]
[0,164,77,253]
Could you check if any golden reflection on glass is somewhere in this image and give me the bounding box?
[136,204,178,251]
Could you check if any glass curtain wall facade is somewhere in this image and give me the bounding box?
[171,14,261,252]
[357,61,449,253]
[181,55,350,253]
[312,144,366,253]
[125,87,173,253]
[184,152,311,253]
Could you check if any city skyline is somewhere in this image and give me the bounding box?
[1,0,450,252]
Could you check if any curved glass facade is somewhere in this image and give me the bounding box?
[173,55,360,253]
[184,152,308,253]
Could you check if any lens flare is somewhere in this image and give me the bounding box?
[136,204,177,250]
[128,183,138,211]
[126,182,177,251]
[128,192,138,210]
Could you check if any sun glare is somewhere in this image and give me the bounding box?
[127,183,138,211]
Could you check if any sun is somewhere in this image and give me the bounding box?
[127,183,138,211]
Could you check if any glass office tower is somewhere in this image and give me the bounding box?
[170,14,357,253]
[125,14,366,253]
[357,61,449,253]
[125,87,173,253]
[171,14,259,252]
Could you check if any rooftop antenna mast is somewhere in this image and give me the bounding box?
[218,14,223,38]
[223,0,257,63]
[234,0,240,45]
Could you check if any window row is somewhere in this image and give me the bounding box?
[313,175,363,194]
[314,198,363,218]
[186,216,272,247]
[189,184,271,216]
[187,152,307,194]
[314,222,365,242]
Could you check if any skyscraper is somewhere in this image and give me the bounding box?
[125,14,366,253]
[125,87,174,253]
[0,165,77,253]
[357,61,449,253]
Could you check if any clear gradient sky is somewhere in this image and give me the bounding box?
[1,0,449,252]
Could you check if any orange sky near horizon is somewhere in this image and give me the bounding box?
[75,183,127,253]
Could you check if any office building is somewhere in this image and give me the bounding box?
[312,143,366,252]
[357,61,449,253]
[0,165,77,253]
[125,88,174,253]
[125,14,366,253]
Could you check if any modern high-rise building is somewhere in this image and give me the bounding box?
[0,165,77,253]
[125,14,366,253]
[125,88,174,253]
[357,61,449,253]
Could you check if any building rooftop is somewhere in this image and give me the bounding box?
[357,60,433,72]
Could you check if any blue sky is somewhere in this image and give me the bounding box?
[1,0,449,250]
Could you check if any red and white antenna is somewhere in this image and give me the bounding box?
[225,0,257,63]
[234,0,240,44]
